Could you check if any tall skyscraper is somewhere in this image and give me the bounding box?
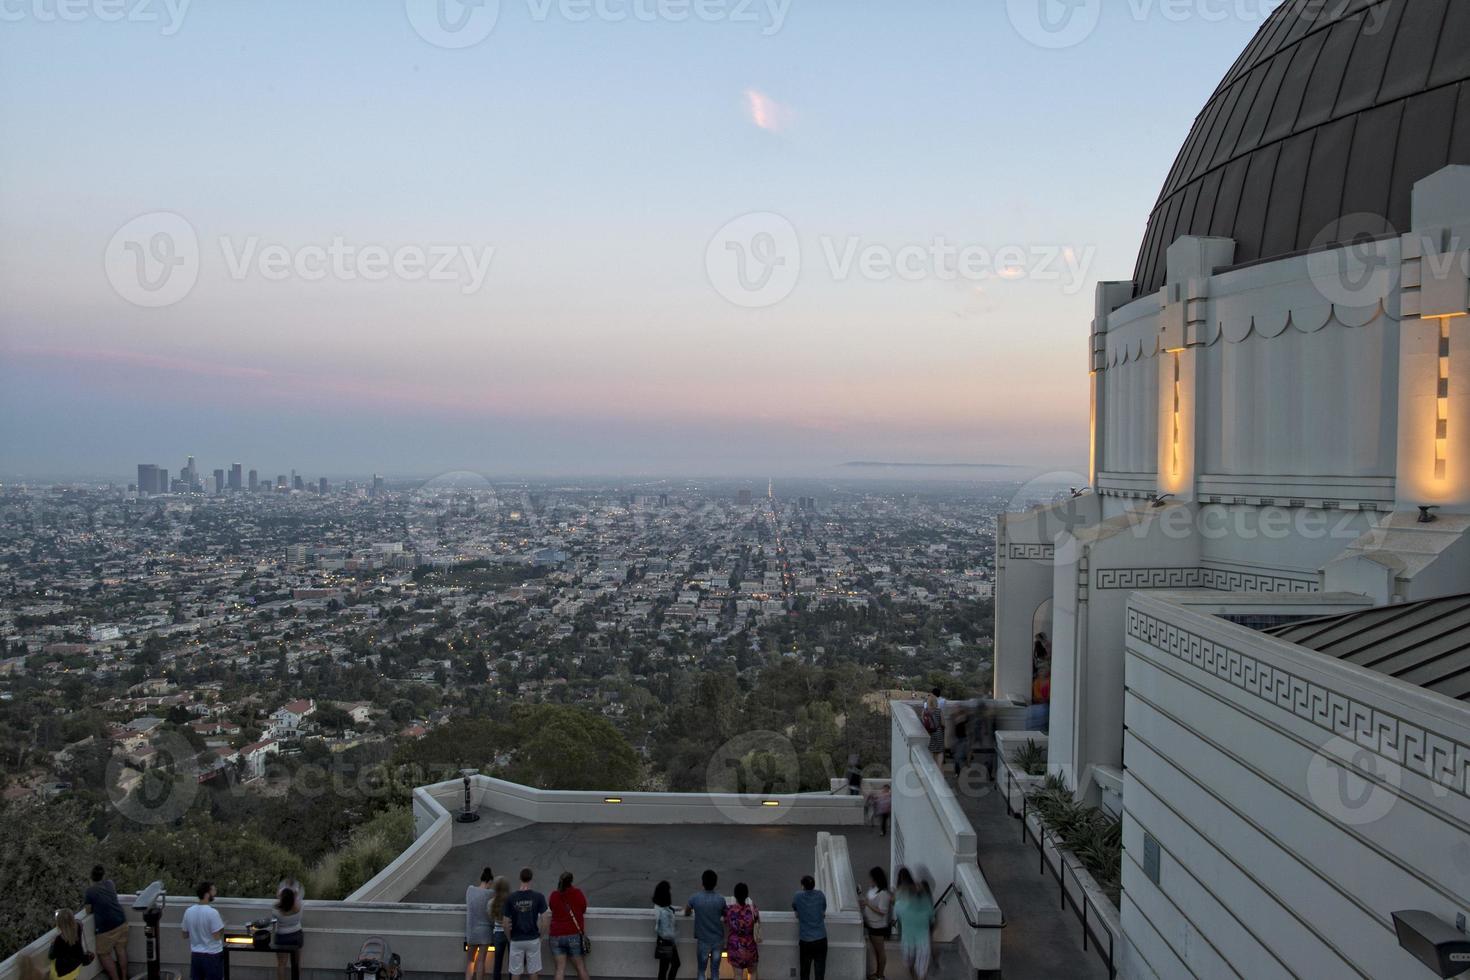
[184,456,198,490]
[293,474,305,492]
[371,474,384,498]
[137,464,162,496]
[229,463,243,491]
[213,469,225,494]
[276,474,288,491]
[318,477,328,495]
[248,469,259,492]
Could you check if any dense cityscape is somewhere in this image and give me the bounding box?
[0,459,1013,954]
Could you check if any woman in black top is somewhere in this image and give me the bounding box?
[49,909,90,980]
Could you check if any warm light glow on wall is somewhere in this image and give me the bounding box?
[1437,320,1451,481]
[1171,353,1182,477]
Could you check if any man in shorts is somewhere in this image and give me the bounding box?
[85,865,129,980]
[500,867,548,980]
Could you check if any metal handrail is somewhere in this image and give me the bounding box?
[932,882,1007,932]
[1016,789,1118,979]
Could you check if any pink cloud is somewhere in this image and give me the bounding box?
[743,88,793,133]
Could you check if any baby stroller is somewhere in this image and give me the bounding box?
[345,937,401,980]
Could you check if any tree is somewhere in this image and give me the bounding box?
[505,705,640,792]
[0,800,92,959]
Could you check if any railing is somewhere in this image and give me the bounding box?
[1014,790,1118,979]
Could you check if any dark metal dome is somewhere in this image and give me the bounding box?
[1133,0,1470,295]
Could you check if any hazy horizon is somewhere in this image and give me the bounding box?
[0,2,1274,476]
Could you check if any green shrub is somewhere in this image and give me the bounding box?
[1009,739,1048,777]
[1026,775,1121,905]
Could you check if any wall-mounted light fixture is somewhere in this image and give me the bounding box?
[603,797,623,804]
[761,800,781,807]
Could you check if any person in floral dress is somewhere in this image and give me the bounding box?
[723,882,760,979]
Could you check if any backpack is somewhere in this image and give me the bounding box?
[921,706,938,733]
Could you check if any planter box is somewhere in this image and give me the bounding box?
[1022,807,1122,969]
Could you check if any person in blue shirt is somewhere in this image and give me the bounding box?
[683,869,726,980]
[791,876,828,980]
[500,868,548,980]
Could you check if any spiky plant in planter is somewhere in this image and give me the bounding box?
[1025,774,1122,905]
[1009,739,1048,777]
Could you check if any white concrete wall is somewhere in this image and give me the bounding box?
[1120,592,1470,979]
[0,896,862,980]
[350,777,864,904]
[889,703,1003,970]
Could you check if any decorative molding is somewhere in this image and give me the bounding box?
[1127,608,1470,801]
[1093,566,1318,593]
[1197,568,1318,594]
[1007,543,1055,561]
[1095,567,1201,590]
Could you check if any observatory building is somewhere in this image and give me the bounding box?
[996,0,1470,975]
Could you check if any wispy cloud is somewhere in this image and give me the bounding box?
[743,88,793,133]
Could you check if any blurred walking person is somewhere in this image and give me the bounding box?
[893,869,935,980]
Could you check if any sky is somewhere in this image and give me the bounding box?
[0,0,1280,480]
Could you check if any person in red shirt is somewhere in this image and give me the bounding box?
[547,872,590,980]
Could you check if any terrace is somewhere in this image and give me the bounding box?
[0,709,1110,980]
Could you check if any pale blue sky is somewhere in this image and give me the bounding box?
[0,0,1276,479]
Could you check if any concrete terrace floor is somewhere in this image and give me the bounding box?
[951,767,1113,980]
[406,809,894,909]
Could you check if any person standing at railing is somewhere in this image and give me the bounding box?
[683,869,725,980]
[488,877,511,980]
[181,882,224,980]
[547,872,590,980]
[791,875,827,980]
[722,883,760,980]
[49,909,92,980]
[501,868,549,980]
[893,869,934,980]
[272,886,303,980]
[466,867,497,980]
[652,881,681,980]
[85,865,128,980]
[857,867,892,980]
